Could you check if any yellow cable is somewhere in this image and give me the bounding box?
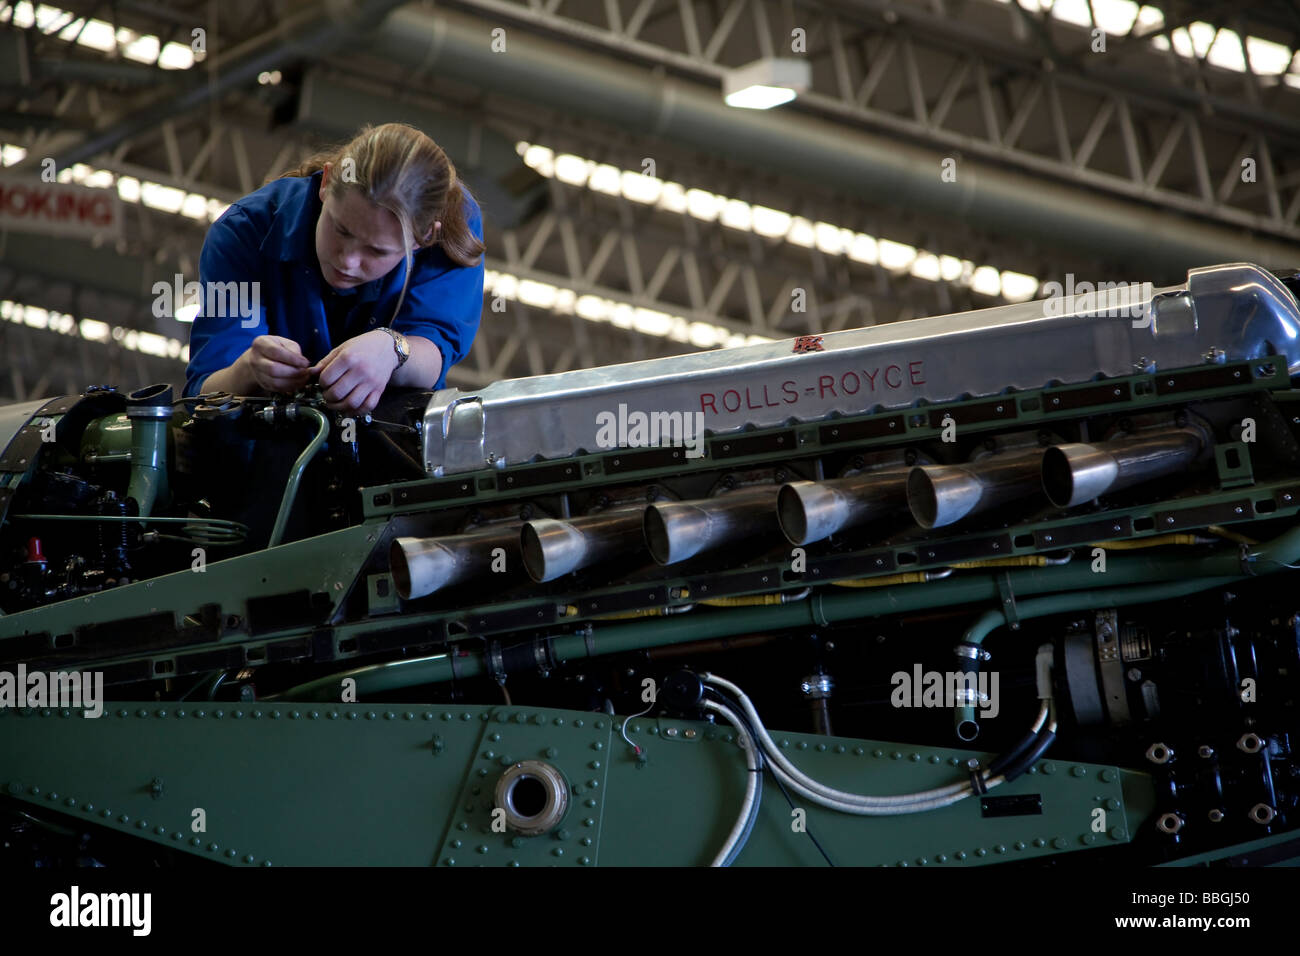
[1207,524,1259,546]
[949,556,1048,569]
[1090,534,1199,550]
[700,594,787,607]
[832,571,931,588]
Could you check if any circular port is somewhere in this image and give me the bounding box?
[1249,803,1276,825]
[1237,733,1263,754]
[494,760,569,836]
[1145,742,1172,765]
[1156,812,1183,834]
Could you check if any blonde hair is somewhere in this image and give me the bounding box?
[278,123,485,321]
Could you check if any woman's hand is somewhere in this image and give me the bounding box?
[309,329,400,414]
[242,335,312,394]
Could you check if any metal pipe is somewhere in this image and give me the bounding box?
[644,487,781,565]
[907,449,1046,529]
[778,469,910,545]
[276,525,1300,701]
[391,525,524,599]
[1042,427,1207,508]
[521,510,644,582]
[267,407,329,548]
[47,0,410,169]
[951,575,1237,738]
[125,384,172,519]
[371,6,1300,273]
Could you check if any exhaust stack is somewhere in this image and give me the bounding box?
[391,526,522,600]
[907,449,1047,529]
[522,511,645,582]
[1042,428,1206,508]
[778,469,910,545]
[644,487,780,565]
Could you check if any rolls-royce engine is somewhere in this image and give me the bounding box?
[4,261,1300,868]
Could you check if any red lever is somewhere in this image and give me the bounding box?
[25,537,46,564]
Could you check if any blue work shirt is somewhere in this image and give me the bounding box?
[183,170,485,397]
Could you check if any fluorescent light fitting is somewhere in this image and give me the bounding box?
[723,57,811,109]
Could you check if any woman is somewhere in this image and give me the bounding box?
[184,122,486,414]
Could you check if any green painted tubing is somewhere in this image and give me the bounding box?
[948,520,1300,732]
[268,407,329,549]
[951,575,1240,734]
[127,416,168,518]
[274,520,1300,701]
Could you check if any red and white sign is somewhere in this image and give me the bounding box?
[0,174,123,241]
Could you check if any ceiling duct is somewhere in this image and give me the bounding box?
[368,5,1299,279]
[294,69,547,230]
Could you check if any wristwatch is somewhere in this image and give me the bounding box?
[376,326,411,368]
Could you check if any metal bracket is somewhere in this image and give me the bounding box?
[997,572,1020,630]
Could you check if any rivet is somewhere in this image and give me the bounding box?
[937,853,947,862]
[1041,762,1056,775]
[584,818,595,827]
[384,712,395,720]
[581,837,592,846]
[910,753,921,762]
[1070,765,1086,777]
[490,733,501,742]
[118,814,129,823]
[172,833,182,841]
[102,810,113,818]
[995,844,1006,854]
[1033,838,1046,847]
[1082,834,1096,844]
[191,838,201,846]
[484,751,496,760]
[65,798,76,807]
[587,780,599,789]
[816,743,827,752]
[155,825,166,835]
[243,854,255,864]
[1100,769,1117,782]
[478,769,488,777]
[873,749,884,758]
[553,848,564,857]
[1109,826,1127,840]
[592,742,603,751]
[834,745,846,754]
[1105,798,1120,811]
[780,740,790,748]
[1014,842,1025,851]
[579,856,591,865]
[891,752,902,760]
[478,845,489,854]
[1052,837,1068,849]
[226,849,237,858]
[196,710,206,718]
[271,710,282,719]
[463,712,473,721]
[585,798,597,808]
[208,843,219,852]
[554,718,564,726]
[575,719,584,728]
[443,713,453,721]
[366,712,376,720]
[444,858,456,866]
[136,709,148,718]
[47,792,57,801]
[511,837,523,848]
[457,822,469,831]
[975,847,987,857]
[955,851,967,860]
[590,761,601,770]
[137,820,149,829]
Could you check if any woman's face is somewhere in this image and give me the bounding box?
[316,164,412,291]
